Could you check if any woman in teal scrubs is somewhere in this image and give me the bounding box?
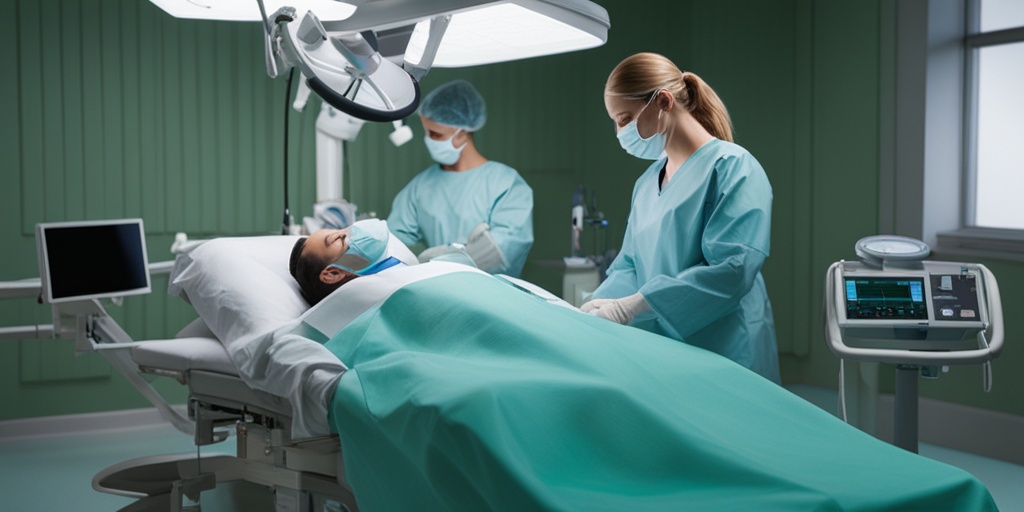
[388,80,534,277]
[582,53,780,383]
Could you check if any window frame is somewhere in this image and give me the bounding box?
[961,1,1024,230]
[885,0,1024,263]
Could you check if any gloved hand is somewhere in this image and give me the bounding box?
[580,293,651,325]
[418,244,476,267]
[418,244,466,263]
[464,223,507,273]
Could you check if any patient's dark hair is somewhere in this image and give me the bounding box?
[289,237,343,306]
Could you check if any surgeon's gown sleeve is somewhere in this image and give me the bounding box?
[593,139,779,382]
[485,174,533,276]
[387,180,422,249]
[387,162,534,277]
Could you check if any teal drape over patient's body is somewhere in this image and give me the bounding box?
[324,272,994,511]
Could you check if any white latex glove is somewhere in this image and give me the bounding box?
[464,223,507,273]
[580,293,651,325]
[418,244,477,268]
[418,244,466,263]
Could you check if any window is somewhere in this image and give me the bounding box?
[964,0,1024,230]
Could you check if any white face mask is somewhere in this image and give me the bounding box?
[424,129,465,165]
[330,219,390,275]
[616,91,666,160]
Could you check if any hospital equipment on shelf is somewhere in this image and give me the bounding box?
[824,235,1004,453]
[571,184,586,259]
[1,219,353,511]
[561,184,612,307]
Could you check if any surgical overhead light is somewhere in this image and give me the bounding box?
[402,2,609,68]
[266,6,421,122]
[147,0,355,22]
[320,0,610,69]
[149,0,610,123]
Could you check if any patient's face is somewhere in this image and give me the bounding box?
[303,228,363,287]
[304,228,353,263]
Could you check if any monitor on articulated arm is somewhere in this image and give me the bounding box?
[35,219,151,350]
[36,219,151,306]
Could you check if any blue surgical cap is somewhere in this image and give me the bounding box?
[419,80,487,132]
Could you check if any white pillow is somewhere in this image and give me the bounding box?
[169,236,307,347]
[168,229,418,346]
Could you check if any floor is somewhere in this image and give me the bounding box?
[2,388,1023,511]
[0,423,274,511]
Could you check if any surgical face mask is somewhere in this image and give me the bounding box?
[330,219,390,275]
[424,129,465,165]
[616,92,666,160]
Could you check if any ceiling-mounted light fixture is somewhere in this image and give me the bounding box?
[149,0,610,122]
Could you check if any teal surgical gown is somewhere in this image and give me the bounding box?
[388,161,534,277]
[592,138,780,383]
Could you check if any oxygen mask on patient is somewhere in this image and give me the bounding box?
[330,219,393,275]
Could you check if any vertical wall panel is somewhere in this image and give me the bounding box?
[121,0,143,218]
[0,0,21,237]
[267,76,279,231]
[196,21,218,233]
[163,17,185,231]
[41,0,67,222]
[296,87,317,218]
[20,341,111,382]
[60,0,84,220]
[179,21,202,233]
[251,50,271,232]
[139,3,165,233]
[789,0,815,357]
[268,75,286,232]
[81,0,105,220]
[216,24,237,233]
[236,26,256,234]
[101,1,124,220]
[5,1,37,422]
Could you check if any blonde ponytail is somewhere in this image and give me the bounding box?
[606,53,734,143]
[681,72,733,142]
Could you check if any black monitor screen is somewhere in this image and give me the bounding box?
[40,220,150,303]
[844,276,928,320]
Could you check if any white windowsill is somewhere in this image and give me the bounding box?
[935,227,1024,262]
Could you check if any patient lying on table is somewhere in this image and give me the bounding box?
[173,224,996,511]
[274,222,996,511]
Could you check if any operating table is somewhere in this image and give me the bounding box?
[1,247,358,512]
[103,324,356,512]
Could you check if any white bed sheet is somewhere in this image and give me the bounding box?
[167,230,419,439]
[167,230,568,438]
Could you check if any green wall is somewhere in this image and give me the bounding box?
[1,0,1020,423]
[0,0,319,419]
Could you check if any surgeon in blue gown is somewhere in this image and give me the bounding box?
[582,53,780,383]
[387,80,534,277]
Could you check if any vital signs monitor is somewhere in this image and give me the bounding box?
[824,235,1003,452]
[825,235,1002,363]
